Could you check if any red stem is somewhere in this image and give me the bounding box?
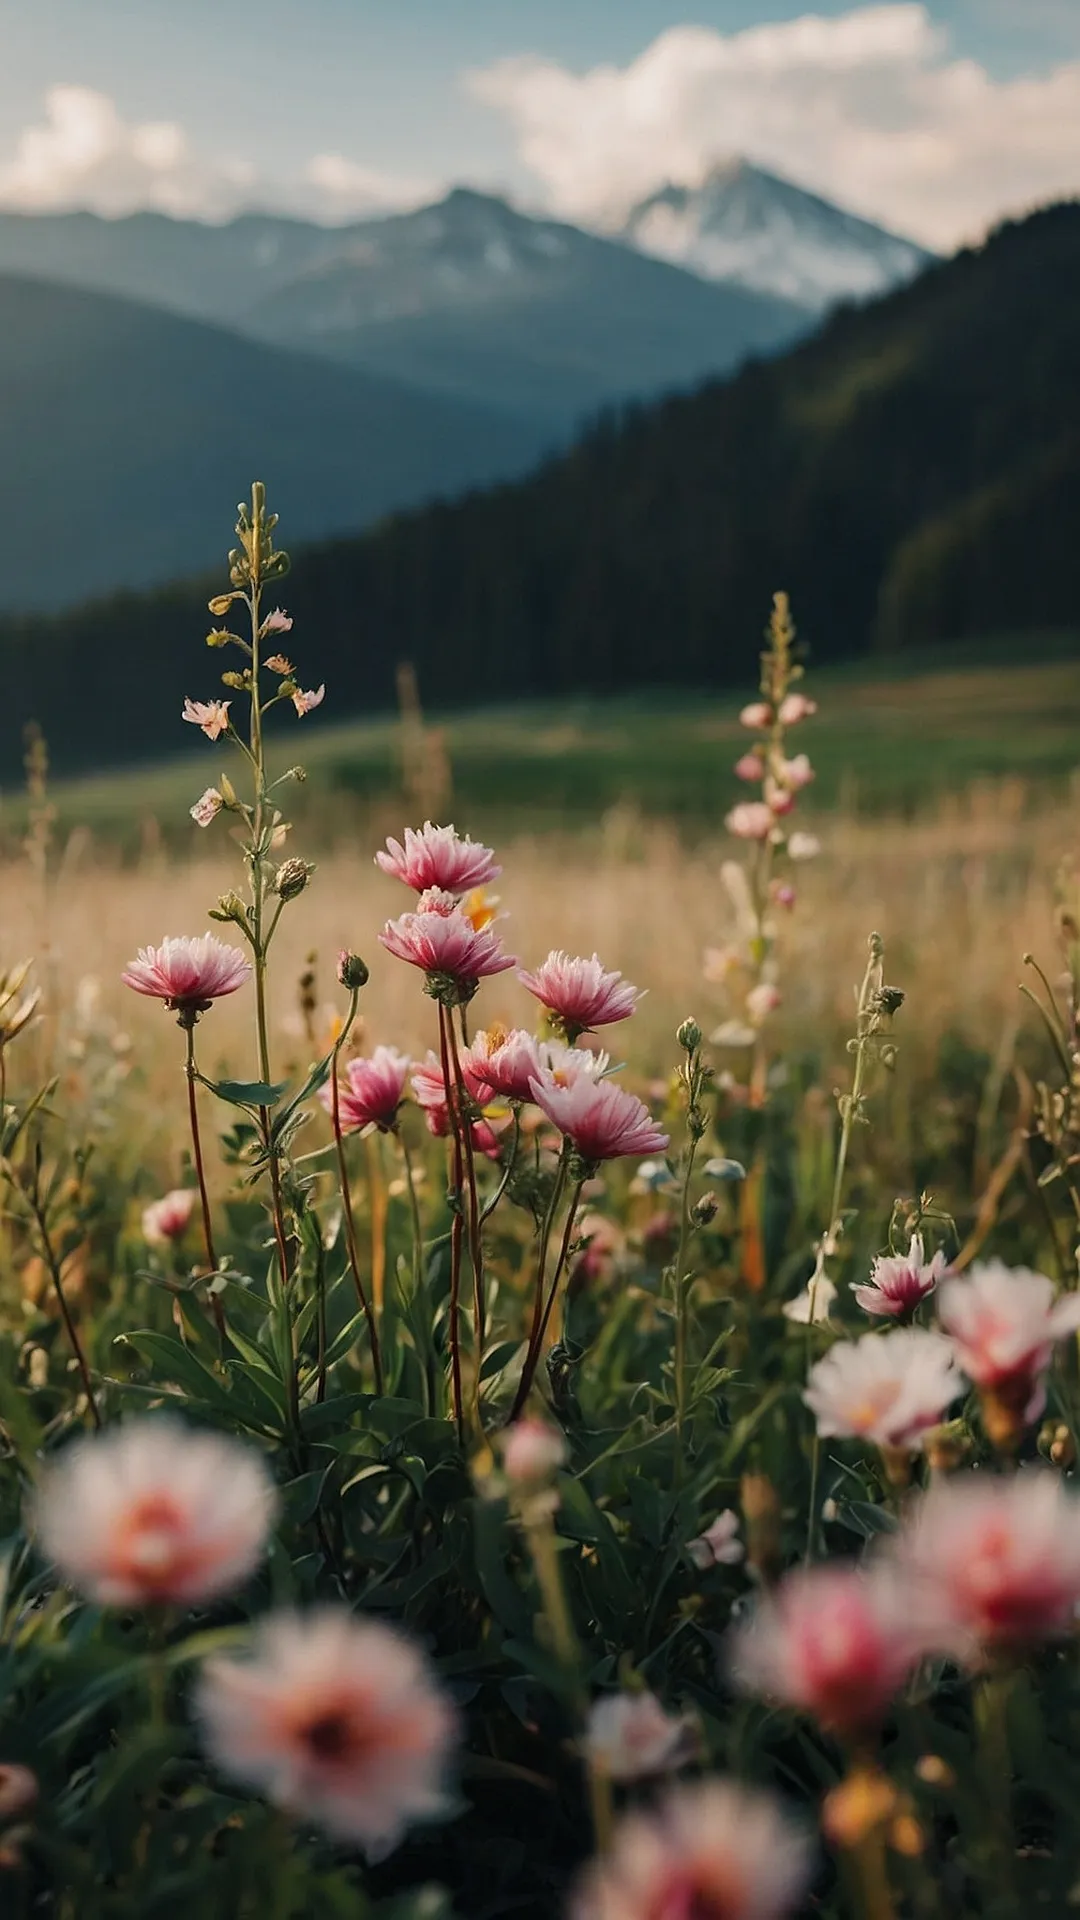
[437,1002,465,1435]
[331,1060,385,1394]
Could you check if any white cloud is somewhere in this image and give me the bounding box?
[0,86,433,225]
[466,4,1080,249]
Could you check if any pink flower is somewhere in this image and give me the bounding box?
[501,1418,566,1488]
[779,753,814,790]
[376,823,501,897]
[462,1027,542,1103]
[182,698,231,740]
[0,1765,37,1820]
[731,1561,928,1736]
[321,1047,410,1133]
[936,1261,1080,1436]
[687,1510,744,1570]
[195,1609,458,1852]
[122,934,251,1015]
[739,702,773,730]
[725,802,774,841]
[292,684,325,716]
[518,951,642,1036]
[894,1472,1080,1655]
[804,1329,963,1450]
[854,1234,948,1319]
[190,787,223,828]
[529,1073,668,1165]
[34,1417,277,1608]
[584,1692,698,1782]
[570,1780,812,1920]
[734,751,765,781]
[380,889,515,994]
[778,693,817,725]
[411,1052,502,1159]
[142,1188,196,1246]
[261,608,293,635]
[265,653,294,674]
[746,982,781,1025]
[771,882,797,909]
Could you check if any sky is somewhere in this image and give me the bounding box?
[0,1,1077,249]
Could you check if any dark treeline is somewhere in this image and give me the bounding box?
[1,200,1078,780]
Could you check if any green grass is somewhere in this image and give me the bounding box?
[9,638,1080,851]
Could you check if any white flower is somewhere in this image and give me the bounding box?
[805,1329,963,1450]
[787,832,820,861]
[189,787,223,828]
[783,1276,837,1324]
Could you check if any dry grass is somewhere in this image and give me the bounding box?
[6,773,1075,1187]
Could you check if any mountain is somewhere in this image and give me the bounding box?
[5,200,1073,777]
[0,273,550,610]
[621,162,932,311]
[0,191,810,428]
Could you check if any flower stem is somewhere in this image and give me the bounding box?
[510,1160,580,1420]
[184,1023,226,1348]
[447,1008,486,1378]
[26,1180,100,1429]
[329,997,384,1394]
[437,1002,465,1434]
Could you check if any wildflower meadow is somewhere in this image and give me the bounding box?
[2,486,1080,1920]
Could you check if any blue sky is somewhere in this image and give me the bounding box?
[0,1,1077,246]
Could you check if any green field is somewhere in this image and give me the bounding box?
[7,638,1079,849]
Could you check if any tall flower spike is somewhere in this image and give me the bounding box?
[33,1417,277,1608]
[196,1609,458,1854]
[376,823,501,897]
[570,1780,812,1920]
[122,934,251,1018]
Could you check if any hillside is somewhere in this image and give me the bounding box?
[0,273,549,609]
[0,192,809,429]
[0,201,1076,776]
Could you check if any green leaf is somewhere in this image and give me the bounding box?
[202,1076,288,1109]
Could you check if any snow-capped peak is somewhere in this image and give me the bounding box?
[620,161,932,312]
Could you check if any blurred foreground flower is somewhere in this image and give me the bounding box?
[805,1328,962,1451]
[34,1417,277,1607]
[570,1779,812,1920]
[937,1260,1080,1447]
[894,1471,1080,1656]
[732,1562,933,1737]
[196,1609,458,1854]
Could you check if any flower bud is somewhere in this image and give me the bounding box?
[501,1417,566,1489]
[691,1191,719,1226]
[677,1017,702,1053]
[220,670,247,690]
[337,950,369,990]
[208,890,248,928]
[272,858,314,902]
[206,627,240,648]
[208,592,239,616]
[284,764,307,784]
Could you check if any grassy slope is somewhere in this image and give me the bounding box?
[14,643,1078,852]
